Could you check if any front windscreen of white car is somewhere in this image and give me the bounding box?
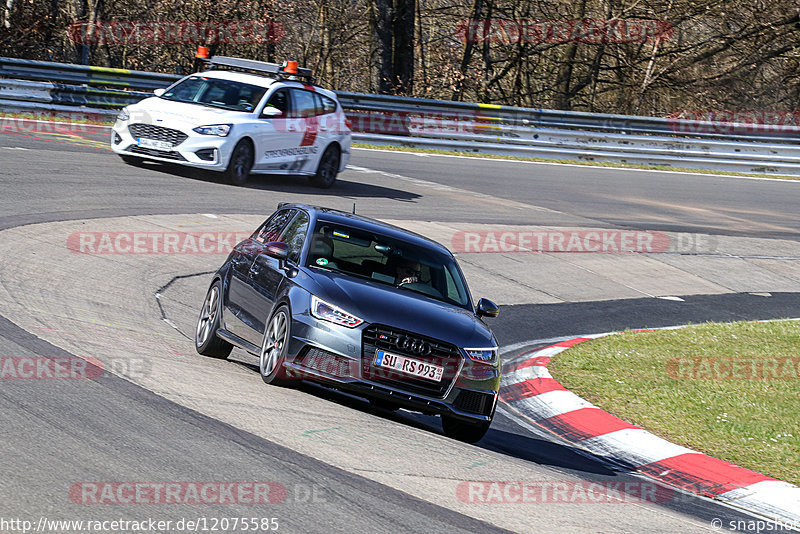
[161,76,267,112]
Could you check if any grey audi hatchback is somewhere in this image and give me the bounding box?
[195,203,500,442]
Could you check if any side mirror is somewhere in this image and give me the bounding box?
[260,106,283,118]
[153,88,165,97]
[264,241,288,261]
[476,298,499,318]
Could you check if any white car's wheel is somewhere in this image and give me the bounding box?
[225,141,254,186]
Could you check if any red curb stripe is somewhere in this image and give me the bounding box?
[500,378,566,402]
[638,453,775,496]
[554,337,593,348]
[537,407,638,442]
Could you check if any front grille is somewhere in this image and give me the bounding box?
[362,325,462,397]
[128,123,188,147]
[301,347,356,378]
[126,144,187,161]
[454,390,495,416]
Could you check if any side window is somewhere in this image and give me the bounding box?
[253,209,295,243]
[291,89,317,118]
[264,89,290,116]
[319,94,337,114]
[279,211,310,264]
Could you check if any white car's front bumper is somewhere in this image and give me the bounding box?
[111,121,233,170]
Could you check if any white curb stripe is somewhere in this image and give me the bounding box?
[514,390,596,421]
[719,481,800,526]
[578,428,696,467]
[503,365,553,385]
[529,345,571,358]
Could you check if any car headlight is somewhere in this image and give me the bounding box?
[311,296,363,328]
[463,347,498,364]
[116,107,130,122]
[192,124,232,137]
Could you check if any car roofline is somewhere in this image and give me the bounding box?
[279,203,452,254]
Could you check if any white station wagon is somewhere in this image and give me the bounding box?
[111,56,352,188]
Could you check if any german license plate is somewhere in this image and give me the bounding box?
[374,349,443,382]
[137,137,173,151]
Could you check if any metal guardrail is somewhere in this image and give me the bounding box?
[0,56,181,90]
[1,56,799,176]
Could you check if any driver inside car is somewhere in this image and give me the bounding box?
[394,259,422,285]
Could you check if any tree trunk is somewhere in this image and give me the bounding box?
[393,0,414,94]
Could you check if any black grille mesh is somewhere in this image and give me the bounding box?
[454,390,494,415]
[128,123,188,147]
[362,324,461,397]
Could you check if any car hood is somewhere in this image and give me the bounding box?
[300,268,496,348]
[128,97,249,129]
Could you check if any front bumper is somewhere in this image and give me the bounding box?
[284,313,500,422]
[111,121,232,170]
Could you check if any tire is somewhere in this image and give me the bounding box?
[120,155,142,165]
[259,305,294,386]
[441,415,492,444]
[310,144,340,188]
[225,140,254,186]
[195,281,233,358]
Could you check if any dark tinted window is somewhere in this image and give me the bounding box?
[161,76,266,112]
[264,89,289,115]
[253,209,295,244]
[319,94,337,114]
[305,222,470,308]
[279,211,310,263]
[291,89,317,118]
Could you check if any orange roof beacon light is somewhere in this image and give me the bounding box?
[282,60,298,75]
[195,46,210,60]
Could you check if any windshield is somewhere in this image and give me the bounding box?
[305,222,471,309]
[160,76,267,112]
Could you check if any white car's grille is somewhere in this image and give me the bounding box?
[128,124,188,147]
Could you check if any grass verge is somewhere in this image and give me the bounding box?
[353,142,800,180]
[548,320,800,486]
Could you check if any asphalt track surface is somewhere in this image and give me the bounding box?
[1,125,799,533]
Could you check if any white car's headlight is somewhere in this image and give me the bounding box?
[116,108,130,122]
[192,124,232,137]
[311,296,363,328]
[463,347,498,364]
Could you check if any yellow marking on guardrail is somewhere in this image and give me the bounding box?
[89,66,132,75]
[478,103,501,109]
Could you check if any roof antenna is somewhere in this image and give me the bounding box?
[352,202,356,214]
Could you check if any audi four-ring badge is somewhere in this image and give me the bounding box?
[195,204,501,443]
